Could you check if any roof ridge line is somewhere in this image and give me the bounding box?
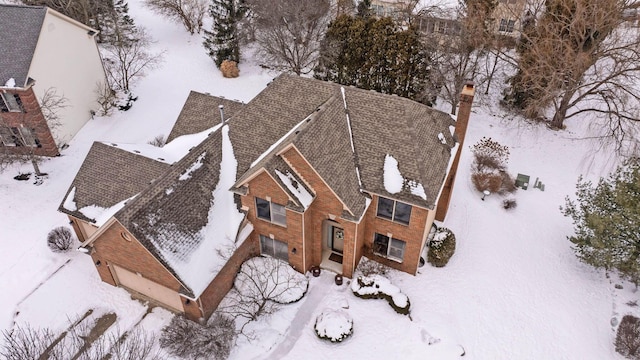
[340,86,363,190]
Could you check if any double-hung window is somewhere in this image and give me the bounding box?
[499,18,508,32]
[377,197,412,225]
[260,235,289,262]
[255,197,287,226]
[1,93,23,112]
[506,20,515,32]
[373,233,406,262]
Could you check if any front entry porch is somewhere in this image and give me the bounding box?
[320,220,344,274]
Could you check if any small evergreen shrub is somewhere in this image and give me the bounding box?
[314,309,353,343]
[220,60,239,78]
[616,315,640,359]
[160,314,236,360]
[427,227,456,267]
[47,227,75,253]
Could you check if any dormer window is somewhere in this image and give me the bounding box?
[377,197,411,225]
[256,197,287,226]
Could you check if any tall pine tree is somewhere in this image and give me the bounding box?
[204,0,247,68]
[315,15,432,105]
[563,158,640,285]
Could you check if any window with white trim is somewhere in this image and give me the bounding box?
[1,93,23,112]
[373,233,406,262]
[376,197,411,225]
[260,235,289,262]
[256,197,287,226]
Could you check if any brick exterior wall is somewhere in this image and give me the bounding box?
[280,146,359,277]
[361,195,431,274]
[197,236,259,320]
[240,170,305,272]
[0,87,58,156]
[88,220,186,306]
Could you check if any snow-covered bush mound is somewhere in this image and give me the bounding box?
[351,275,410,315]
[314,309,353,343]
[236,257,308,304]
[428,227,456,268]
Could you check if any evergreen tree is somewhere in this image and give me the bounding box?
[314,15,432,105]
[204,0,247,68]
[100,0,137,45]
[563,158,640,285]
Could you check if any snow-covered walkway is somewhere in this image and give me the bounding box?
[260,274,334,359]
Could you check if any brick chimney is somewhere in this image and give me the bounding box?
[435,81,475,221]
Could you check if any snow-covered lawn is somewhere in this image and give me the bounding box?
[0,1,633,359]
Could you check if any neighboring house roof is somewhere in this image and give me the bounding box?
[166,91,245,143]
[58,142,171,224]
[0,4,47,87]
[61,74,457,298]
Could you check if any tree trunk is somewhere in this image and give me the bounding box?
[31,157,43,176]
[549,91,573,129]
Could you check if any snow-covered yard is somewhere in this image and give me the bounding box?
[0,1,634,359]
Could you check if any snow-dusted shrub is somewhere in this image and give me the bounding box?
[428,227,456,268]
[471,171,503,194]
[503,198,517,210]
[616,315,640,359]
[47,226,75,253]
[351,275,410,315]
[220,60,239,78]
[160,313,235,360]
[218,257,308,324]
[356,255,389,277]
[470,137,516,195]
[471,137,510,172]
[314,309,353,343]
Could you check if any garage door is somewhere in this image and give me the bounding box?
[111,264,183,312]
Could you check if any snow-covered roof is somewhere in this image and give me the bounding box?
[58,142,170,224]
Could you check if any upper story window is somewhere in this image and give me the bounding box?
[376,197,411,225]
[499,19,516,33]
[0,126,39,147]
[256,197,287,226]
[373,233,406,262]
[1,93,23,112]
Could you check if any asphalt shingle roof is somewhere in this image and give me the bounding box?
[166,91,245,143]
[58,142,171,223]
[0,4,47,87]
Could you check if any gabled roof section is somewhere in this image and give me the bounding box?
[166,91,245,143]
[347,87,455,208]
[116,125,245,298]
[228,74,337,177]
[58,142,170,223]
[0,4,47,87]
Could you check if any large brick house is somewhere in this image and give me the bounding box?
[59,75,475,321]
[0,4,106,156]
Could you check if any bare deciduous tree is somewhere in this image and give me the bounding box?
[1,321,160,360]
[143,0,207,34]
[101,27,164,93]
[247,0,331,75]
[504,0,640,143]
[217,256,308,332]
